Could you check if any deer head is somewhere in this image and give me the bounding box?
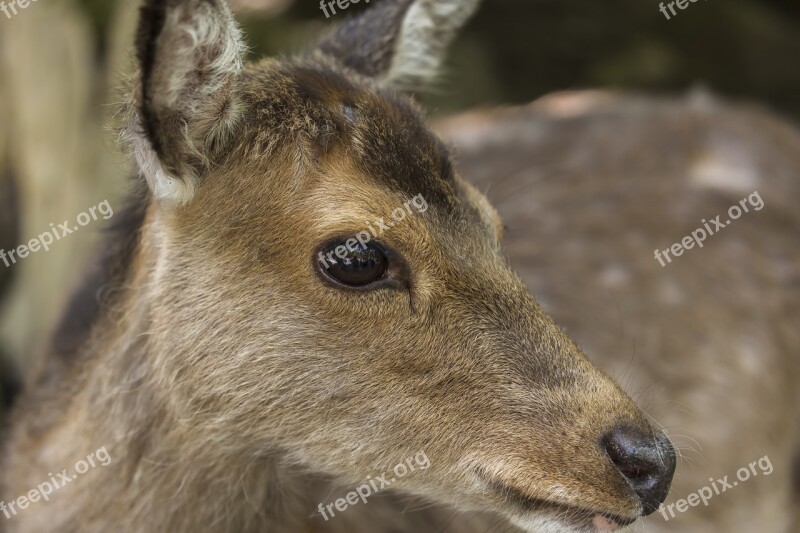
[122,0,675,530]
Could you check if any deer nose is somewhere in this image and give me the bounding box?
[602,425,676,515]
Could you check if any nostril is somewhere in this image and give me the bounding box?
[602,425,676,515]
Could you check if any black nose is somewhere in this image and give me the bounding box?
[602,425,676,515]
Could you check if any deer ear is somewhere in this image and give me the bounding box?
[131,0,245,205]
[315,0,481,92]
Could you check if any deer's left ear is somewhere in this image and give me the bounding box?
[314,0,481,92]
[130,0,245,205]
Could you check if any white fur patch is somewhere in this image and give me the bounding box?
[385,0,482,90]
[511,514,586,533]
[133,135,197,205]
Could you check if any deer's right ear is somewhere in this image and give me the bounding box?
[130,0,245,205]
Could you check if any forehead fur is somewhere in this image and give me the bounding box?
[236,59,459,209]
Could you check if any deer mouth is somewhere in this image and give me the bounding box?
[483,476,638,532]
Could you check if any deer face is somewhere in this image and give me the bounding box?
[126,1,675,531]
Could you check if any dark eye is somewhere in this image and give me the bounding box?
[317,241,389,287]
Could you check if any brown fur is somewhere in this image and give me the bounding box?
[1,2,676,532]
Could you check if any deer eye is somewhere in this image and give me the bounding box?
[317,241,389,288]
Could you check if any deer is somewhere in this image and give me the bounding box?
[0,0,678,531]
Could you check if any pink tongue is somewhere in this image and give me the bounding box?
[591,514,622,532]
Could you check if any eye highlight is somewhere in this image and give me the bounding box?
[317,240,389,288]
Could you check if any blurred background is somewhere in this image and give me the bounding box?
[75,0,800,115]
[0,0,798,417]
